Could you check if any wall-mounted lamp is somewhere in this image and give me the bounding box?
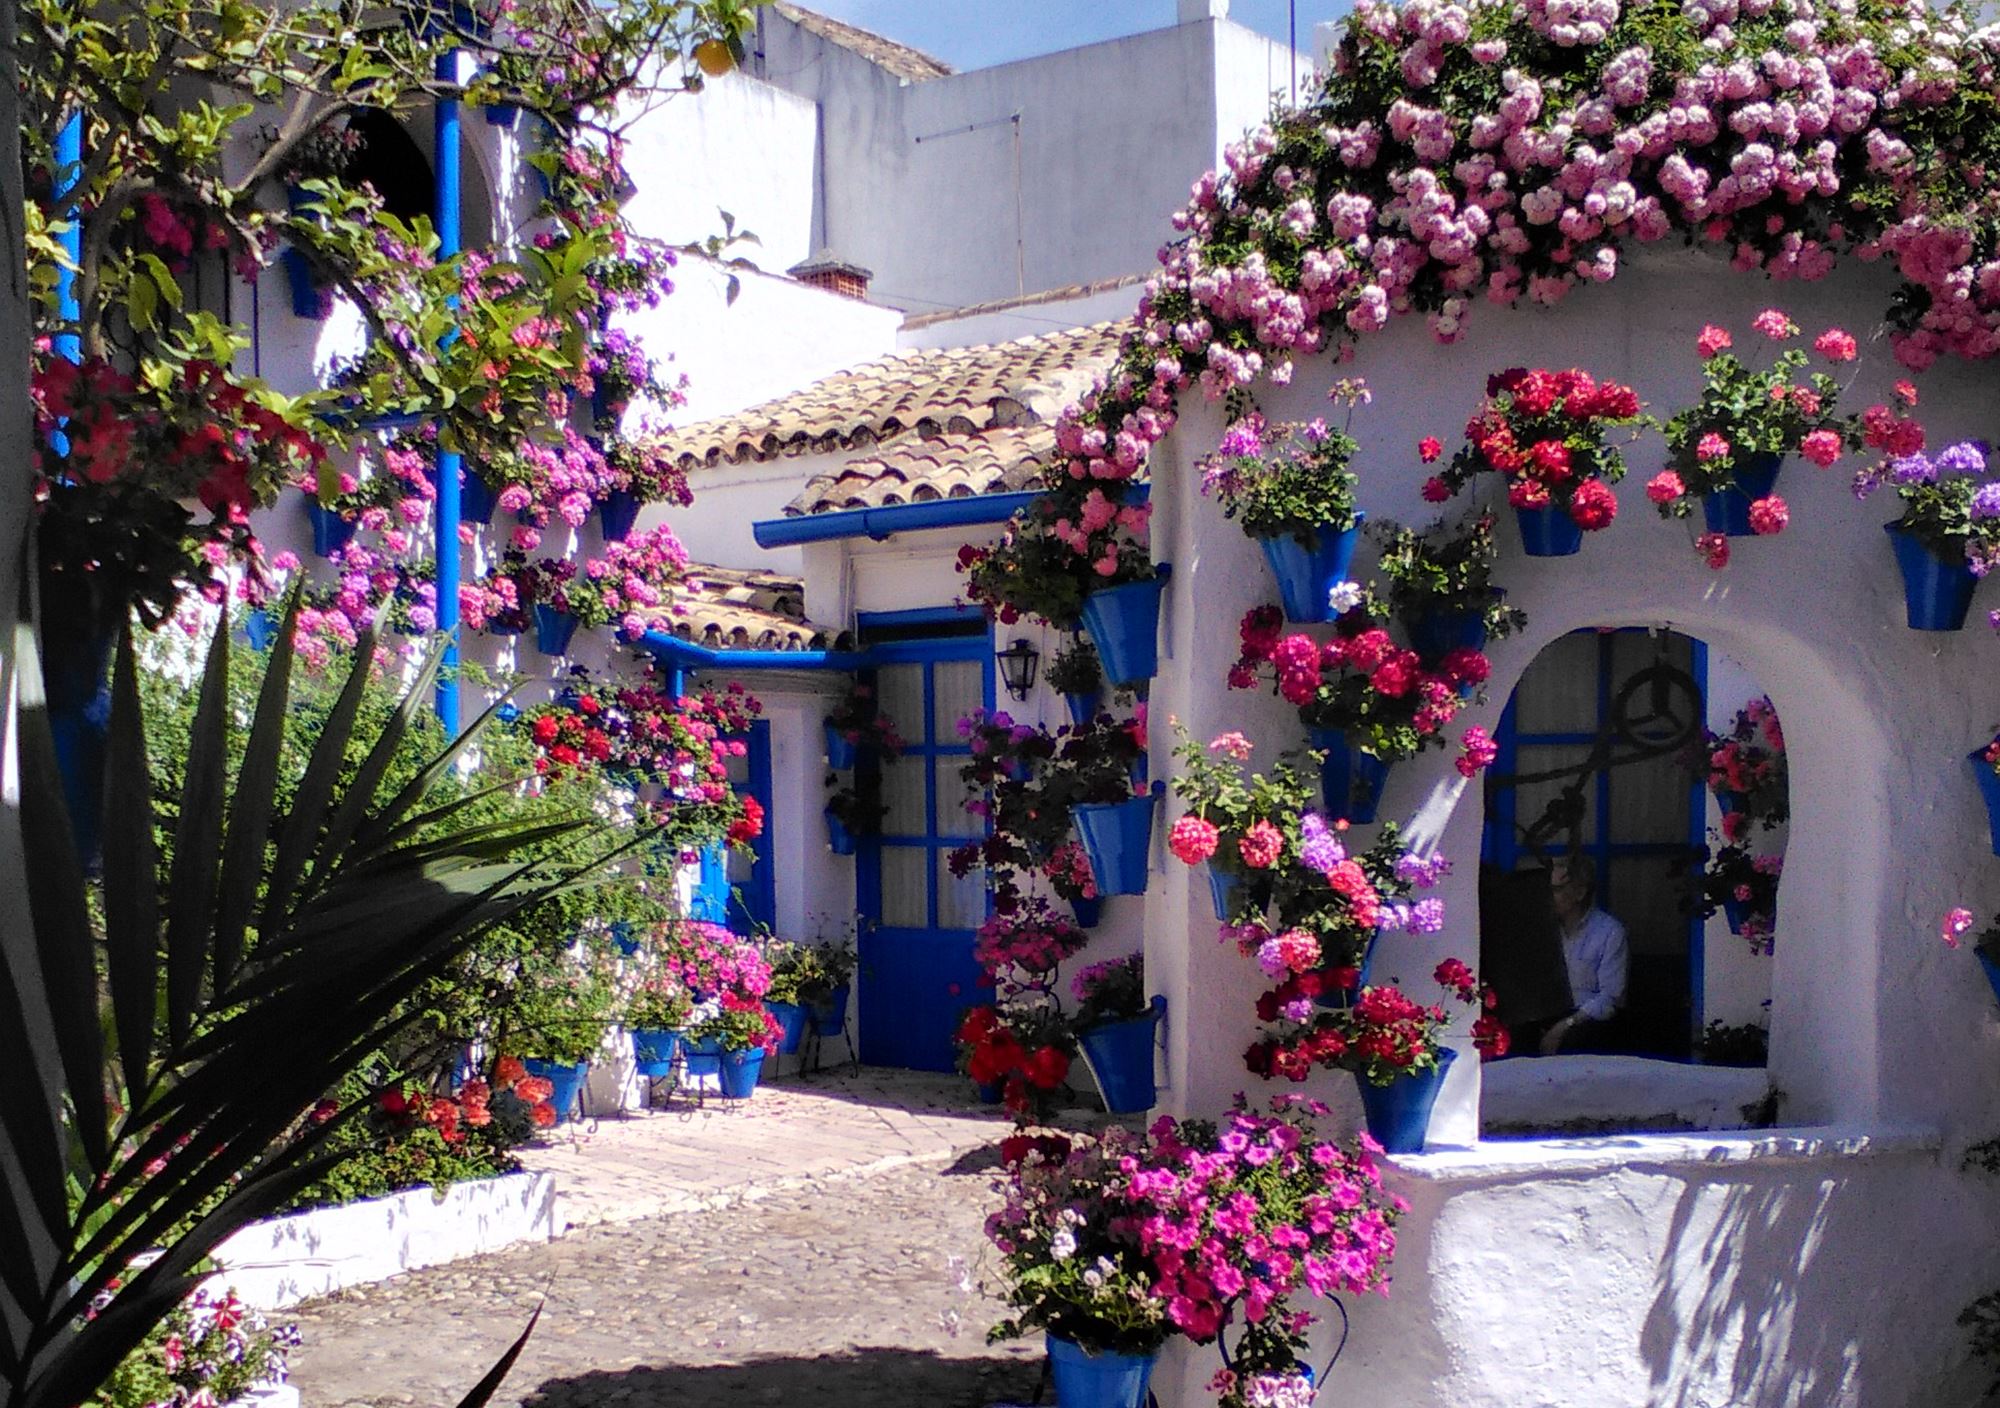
[996,637,1041,701]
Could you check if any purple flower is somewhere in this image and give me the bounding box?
[1937,441,1990,477]
[1297,813,1346,874]
[1970,483,2000,521]
[1219,422,1264,458]
[1395,851,1452,889]
[1889,453,1937,486]
[1408,897,1446,933]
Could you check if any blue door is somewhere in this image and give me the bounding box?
[857,638,994,1070]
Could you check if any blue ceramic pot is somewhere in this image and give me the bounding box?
[1073,790,1158,896]
[1080,571,1167,686]
[682,1035,722,1077]
[1971,750,2000,857]
[1715,789,1747,819]
[486,102,521,129]
[1407,588,1504,661]
[305,498,357,558]
[1723,898,1750,934]
[1045,1335,1159,1408]
[1356,1048,1456,1154]
[1701,452,1783,537]
[281,248,330,320]
[1205,865,1241,922]
[1886,523,1979,631]
[41,586,116,868]
[598,489,641,542]
[808,984,851,1035]
[459,466,500,526]
[824,808,857,856]
[1979,953,2000,1011]
[1255,513,1365,623]
[1070,895,1103,929]
[1307,727,1391,823]
[1076,996,1166,1114]
[1514,504,1582,557]
[523,1058,588,1125]
[533,604,579,656]
[244,607,280,652]
[767,1001,808,1055]
[825,720,859,770]
[631,1030,679,1078]
[1065,691,1101,727]
[718,1047,765,1099]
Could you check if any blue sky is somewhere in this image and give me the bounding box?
[790,2,1342,70]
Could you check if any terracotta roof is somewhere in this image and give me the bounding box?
[788,424,1054,515]
[771,3,953,82]
[658,322,1128,474]
[673,564,845,652]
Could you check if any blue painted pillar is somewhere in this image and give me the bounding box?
[53,113,82,364]
[432,52,463,730]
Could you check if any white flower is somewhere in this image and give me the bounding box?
[1082,1268,1104,1288]
[1328,579,1365,612]
[1050,1229,1078,1260]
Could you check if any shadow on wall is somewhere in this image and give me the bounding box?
[520,1347,1041,1408]
[1639,1168,1985,1407]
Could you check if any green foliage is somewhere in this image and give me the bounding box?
[1044,637,1102,697]
[1374,513,1524,641]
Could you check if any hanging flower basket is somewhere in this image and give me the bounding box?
[766,1001,808,1055]
[304,496,357,558]
[1722,898,1752,934]
[1715,789,1748,820]
[1072,787,1160,896]
[1513,504,1583,557]
[1079,568,1168,686]
[824,807,857,856]
[808,984,851,1035]
[825,720,859,771]
[1701,453,1784,537]
[1075,995,1166,1114]
[1407,588,1505,661]
[1045,1335,1159,1408]
[1971,750,2000,857]
[1205,864,1242,922]
[1356,1047,1456,1154]
[1885,524,1979,631]
[460,466,500,526]
[1308,727,1391,824]
[599,489,642,542]
[532,604,578,656]
[522,1058,588,1126]
[717,1047,765,1099]
[631,1030,680,1079]
[1064,691,1101,727]
[1070,895,1103,929]
[1256,514,1365,623]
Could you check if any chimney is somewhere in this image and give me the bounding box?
[788,251,874,301]
[1178,0,1229,20]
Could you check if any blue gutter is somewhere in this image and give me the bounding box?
[637,629,866,680]
[753,482,1151,548]
[432,54,463,730]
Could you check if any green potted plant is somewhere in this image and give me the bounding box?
[1857,439,1999,630]
[1068,954,1162,1115]
[624,957,696,1078]
[684,992,783,1100]
[824,681,905,768]
[1166,723,1320,922]
[1046,637,1105,726]
[759,936,813,1054]
[506,948,621,1125]
[1043,715,1154,896]
[1374,512,1525,661]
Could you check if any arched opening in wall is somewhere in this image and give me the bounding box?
[1477,627,1786,1136]
[345,110,434,227]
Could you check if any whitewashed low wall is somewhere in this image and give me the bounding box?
[1480,1054,1771,1133]
[208,1172,556,1310]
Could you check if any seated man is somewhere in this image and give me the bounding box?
[1539,857,1628,1056]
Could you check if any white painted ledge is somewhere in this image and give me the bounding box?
[1480,1053,1771,1131]
[228,1386,299,1408]
[1383,1124,1942,1185]
[207,1171,556,1310]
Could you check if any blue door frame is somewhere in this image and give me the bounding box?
[1483,629,1709,1049]
[855,633,996,1071]
[692,719,775,934]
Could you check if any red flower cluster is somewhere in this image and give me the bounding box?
[1434,366,1644,529]
[956,1005,1073,1115]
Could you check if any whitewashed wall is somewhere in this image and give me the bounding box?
[1142,245,2000,1407]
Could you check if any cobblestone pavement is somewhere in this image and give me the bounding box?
[520,1067,1014,1229]
[286,1148,1044,1408]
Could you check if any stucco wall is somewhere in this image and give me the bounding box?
[1138,245,2000,1406]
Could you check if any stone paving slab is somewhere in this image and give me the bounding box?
[521,1067,1013,1231]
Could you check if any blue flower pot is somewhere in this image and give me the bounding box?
[1308,727,1390,823]
[486,617,524,638]
[1206,864,1242,922]
[825,720,859,770]
[610,920,638,956]
[244,607,280,652]
[718,1047,765,1099]
[1723,898,1750,935]
[486,102,521,129]
[824,808,857,856]
[1076,996,1165,1114]
[1080,572,1167,686]
[1979,953,2000,1011]
[1514,504,1582,557]
[1073,790,1158,896]
[1971,750,2000,857]
[1715,789,1747,819]
[599,489,641,542]
[1065,691,1101,727]
[683,1034,722,1077]
[281,248,330,320]
[41,590,116,870]
[1886,523,1979,631]
[767,1001,808,1055]
[808,984,851,1035]
[1701,452,1783,537]
[1407,588,1503,661]
[976,1080,1004,1104]
[460,467,500,526]
[305,498,357,558]
[1356,1047,1456,1154]
[1046,1334,1159,1408]
[1256,514,1365,623]
[523,1058,588,1126]
[1070,896,1103,929]
[631,1030,679,1078]
[533,604,579,656]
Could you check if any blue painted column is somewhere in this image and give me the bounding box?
[432,52,463,730]
[53,114,82,364]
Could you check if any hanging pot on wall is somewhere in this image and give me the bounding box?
[1064,691,1101,727]
[1407,588,1505,662]
[1307,727,1391,824]
[824,720,859,771]
[1072,787,1160,896]
[304,496,358,558]
[598,489,642,543]
[1075,996,1166,1114]
[824,807,857,856]
[1079,568,1168,686]
[1355,1048,1456,1154]
[1070,895,1102,929]
[1970,750,2000,857]
[1255,513,1365,623]
[532,604,579,657]
[1700,453,1784,537]
[1513,504,1582,557]
[1885,523,1979,631]
[459,466,500,526]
